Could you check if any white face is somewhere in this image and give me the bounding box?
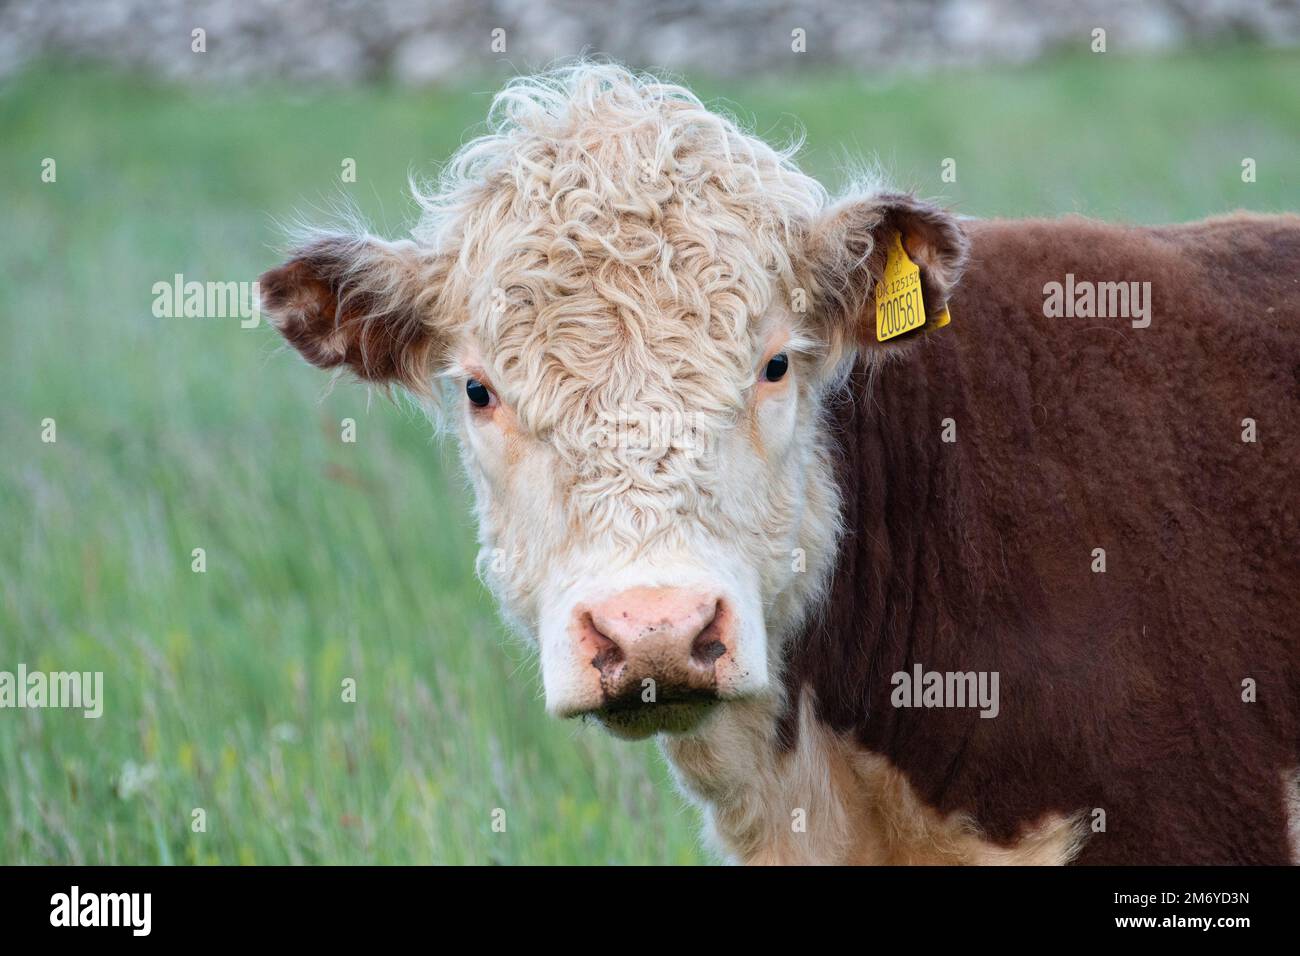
[261,67,944,739]
[450,312,838,738]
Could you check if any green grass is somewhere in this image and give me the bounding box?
[2,47,1297,864]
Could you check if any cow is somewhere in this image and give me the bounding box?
[259,63,1300,865]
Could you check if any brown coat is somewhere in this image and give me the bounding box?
[783,213,1300,864]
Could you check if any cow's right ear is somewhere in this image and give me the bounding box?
[259,233,449,394]
[803,191,969,366]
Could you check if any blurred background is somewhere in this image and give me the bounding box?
[2,0,1298,864]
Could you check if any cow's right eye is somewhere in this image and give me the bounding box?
[763,353,790,382]
[466,378,492,407]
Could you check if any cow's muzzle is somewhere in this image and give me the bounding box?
[570,586,732,737]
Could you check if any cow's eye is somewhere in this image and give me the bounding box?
[763,353,790,383]
[466,378,492,407]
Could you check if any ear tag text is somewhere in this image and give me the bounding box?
[875,232,953,341]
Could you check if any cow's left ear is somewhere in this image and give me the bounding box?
[260,232,452,396]
[803,191,969,362]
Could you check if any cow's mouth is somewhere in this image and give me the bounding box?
[586,691,721,740]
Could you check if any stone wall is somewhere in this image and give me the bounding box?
[2,0,1296,84]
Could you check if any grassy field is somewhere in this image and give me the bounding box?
[1,48,1297,865]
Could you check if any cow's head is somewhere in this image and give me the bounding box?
[261,65,967,739]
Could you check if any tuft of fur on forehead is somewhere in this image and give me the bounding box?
[264,62,951,422]
[412,62,835,435]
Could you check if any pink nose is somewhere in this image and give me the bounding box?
[576,587,730,706]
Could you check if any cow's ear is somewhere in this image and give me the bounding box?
[804,191,969,362]
[259,233,449,394]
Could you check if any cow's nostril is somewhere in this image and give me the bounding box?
[690,602,727,666]
[692,637,727,665]
[584,613,625,677]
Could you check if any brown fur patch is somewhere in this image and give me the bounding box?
[781,212,1300,864]
[260,235,442,392]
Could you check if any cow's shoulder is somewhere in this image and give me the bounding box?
[667,695,1088,865]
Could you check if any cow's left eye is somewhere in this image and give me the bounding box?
[763,353,790,382]
[466,378,492,407]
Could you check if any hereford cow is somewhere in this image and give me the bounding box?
[259,64,1300,864]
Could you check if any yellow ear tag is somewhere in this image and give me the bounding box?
[875,232,953,340]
